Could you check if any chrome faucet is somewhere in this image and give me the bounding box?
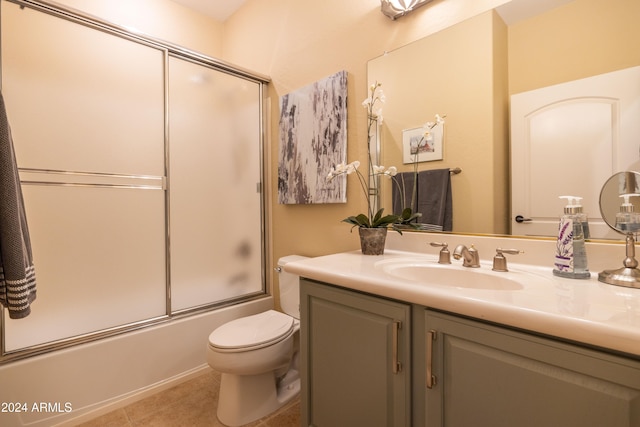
[453,244,480,267]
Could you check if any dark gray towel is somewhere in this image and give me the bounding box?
[392,171,416,217]
[392,169,452,231]
[0,91,36,319]
[417,169,452,231]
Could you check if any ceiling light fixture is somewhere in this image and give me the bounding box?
[380,0,434,20]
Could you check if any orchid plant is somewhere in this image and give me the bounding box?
[327,161,406,229]
[327,82,421,233]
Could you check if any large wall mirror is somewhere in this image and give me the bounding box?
[368,0,639,240]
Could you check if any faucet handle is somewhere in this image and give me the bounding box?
[492,248,523,272]
[430,242,451,264]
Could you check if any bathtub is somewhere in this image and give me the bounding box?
[0,296,273,426]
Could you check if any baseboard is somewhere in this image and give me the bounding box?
[52,364,211,426]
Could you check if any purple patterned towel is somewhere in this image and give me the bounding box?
[0,91,36,319]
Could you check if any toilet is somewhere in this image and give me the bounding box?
[206,255,306,426]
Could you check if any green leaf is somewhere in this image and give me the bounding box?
[398,207,422,224]
[342,214,371,228]
[373,208,384,224]
[355,213,371,227]
[374,214,399,226]
[371,208,400,228]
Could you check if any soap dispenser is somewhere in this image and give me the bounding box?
[614,194,640,233]
[556,195,590,239]
[570,196,590,239]
[553,196,590,279]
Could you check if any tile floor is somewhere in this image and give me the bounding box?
[76,368,300,427]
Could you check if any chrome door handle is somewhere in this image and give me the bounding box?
[392,321,402,374]
[515,215,532,223]
[426,329,437,388]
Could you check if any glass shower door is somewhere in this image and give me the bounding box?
[168,56,264,312]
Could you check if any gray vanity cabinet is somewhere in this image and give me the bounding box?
[301,278,640,427]
[421,310,640,427]
[300,279,411,427]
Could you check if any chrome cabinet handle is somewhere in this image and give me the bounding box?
[426,329,437,388]
[392,321,402,374]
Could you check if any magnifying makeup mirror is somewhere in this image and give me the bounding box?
[598,171,640,288]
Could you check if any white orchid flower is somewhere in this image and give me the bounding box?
[385,166,398,176]
[327,162,348,181]
[363,82,385,121]
[327,168,337,180]
[340,160,359,175]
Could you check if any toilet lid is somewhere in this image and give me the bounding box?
[208,310,294,350]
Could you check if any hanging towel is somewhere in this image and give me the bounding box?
[0,91,36,319]
[392,171,416,217]
[416,169,452,231]
[392,169,453,231]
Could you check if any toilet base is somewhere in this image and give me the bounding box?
[217,368,300,427]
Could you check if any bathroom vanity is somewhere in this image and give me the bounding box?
[288,247,640,427]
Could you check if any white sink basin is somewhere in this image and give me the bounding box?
[375,258,525,290]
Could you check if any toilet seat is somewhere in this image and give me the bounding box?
[209,310,295,352]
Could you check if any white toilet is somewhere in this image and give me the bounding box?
[206,255,306,427]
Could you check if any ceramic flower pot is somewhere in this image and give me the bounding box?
[358,227,388,255]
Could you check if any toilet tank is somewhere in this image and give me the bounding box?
[277,255,308,319]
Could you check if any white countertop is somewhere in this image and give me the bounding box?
[285,250,640,357]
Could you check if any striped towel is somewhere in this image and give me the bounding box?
[0,91,36,319]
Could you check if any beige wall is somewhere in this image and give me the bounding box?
[508,0,640,94]
[53,0,224,58]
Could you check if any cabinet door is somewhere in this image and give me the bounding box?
[424,310,640,427]
[301,279,411,427]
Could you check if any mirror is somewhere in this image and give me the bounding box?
[600,172,640,234]
[598,171,640,288]
[368,0,638,239]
